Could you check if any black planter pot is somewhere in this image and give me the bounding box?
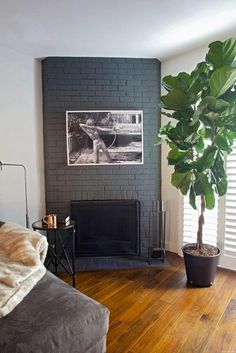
[182,243,221,287]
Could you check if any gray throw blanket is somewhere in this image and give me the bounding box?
[0,222,48,318]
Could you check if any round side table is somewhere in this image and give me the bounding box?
[32,220,76,287]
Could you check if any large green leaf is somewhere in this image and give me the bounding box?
[167,148,188,165]
[171,171,193,195]
[221,104,236,116]
[188,63,210,101]
[188,68,205,99]
[195,146,217,172]
[218,115,236,131]
[194,174,215,209]
[190,100,209,126]
[215,177,228,196]
[174,120,190,138]
[223,89,236,103]
[190,109,201,126]
[191,62,210,81]
[165,120,200,150]
[206,38,236,68]
[184,132,200,145]
[172,108,194,121]
[218,114,235,126]
[215,134,232,153]
[227,131,236,140]
[195,136,205,153]
[167,136,192,151]
[218,105,236,128]
[210,150,227,196]
[158,122,173,143]
[203,96,230,111]
[211,150,226,181]
[205,186,215,209]
[162,72,192,92]
[189,185,197,209]
[210,150,228,196]
[161,90,189,111]
[210,67,236,98]
[165,124,193,150]
[194,174,204,195]
[174,162,194,173]
[200,115,214,129]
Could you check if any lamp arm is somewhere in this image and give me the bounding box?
[0,161,29,228]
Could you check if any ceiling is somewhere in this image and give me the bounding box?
[1,0,236,61]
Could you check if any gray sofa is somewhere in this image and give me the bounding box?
[0,221,109,353]
[0,272,109,353]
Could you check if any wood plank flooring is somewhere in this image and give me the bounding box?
[60,252,236,353]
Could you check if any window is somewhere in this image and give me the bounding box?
[183,144,236,270]
[221,144,236,269]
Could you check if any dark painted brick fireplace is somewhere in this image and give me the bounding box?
[42,57,161,256]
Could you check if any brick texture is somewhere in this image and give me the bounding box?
[42,57,161,255]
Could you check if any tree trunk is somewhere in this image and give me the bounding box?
[197,195,205,249]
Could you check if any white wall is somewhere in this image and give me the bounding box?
[0,46,45,227]
[161,45,209,254]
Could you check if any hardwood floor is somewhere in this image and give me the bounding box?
[60,253,236,353]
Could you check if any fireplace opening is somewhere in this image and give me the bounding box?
[70,200,140,256]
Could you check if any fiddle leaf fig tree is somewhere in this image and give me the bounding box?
[159,38,236,252]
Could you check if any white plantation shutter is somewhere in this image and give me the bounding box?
[221,144,236,269]
[183,196,218,247]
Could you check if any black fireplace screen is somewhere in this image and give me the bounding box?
[71,200,140,256]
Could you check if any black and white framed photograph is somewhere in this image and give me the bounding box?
[66,110,143,166]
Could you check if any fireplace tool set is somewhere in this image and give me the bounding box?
[148,200,166,263]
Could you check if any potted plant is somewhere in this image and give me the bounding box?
[158,38,236,286]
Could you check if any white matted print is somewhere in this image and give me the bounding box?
[66,110,143,166]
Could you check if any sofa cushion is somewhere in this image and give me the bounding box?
[0,271,109,353]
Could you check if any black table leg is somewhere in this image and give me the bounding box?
[54,230,58,275]
[72,227,76,287]
[32,221,76,288]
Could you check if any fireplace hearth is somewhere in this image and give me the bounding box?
[71,200,140,257]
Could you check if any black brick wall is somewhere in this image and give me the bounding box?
[42,57,161,255]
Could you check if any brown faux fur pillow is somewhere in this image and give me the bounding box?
[0,222,48,266]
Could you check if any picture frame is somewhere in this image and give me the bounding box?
[66,110,143,166]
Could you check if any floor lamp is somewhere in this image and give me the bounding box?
[0,161,29,228]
